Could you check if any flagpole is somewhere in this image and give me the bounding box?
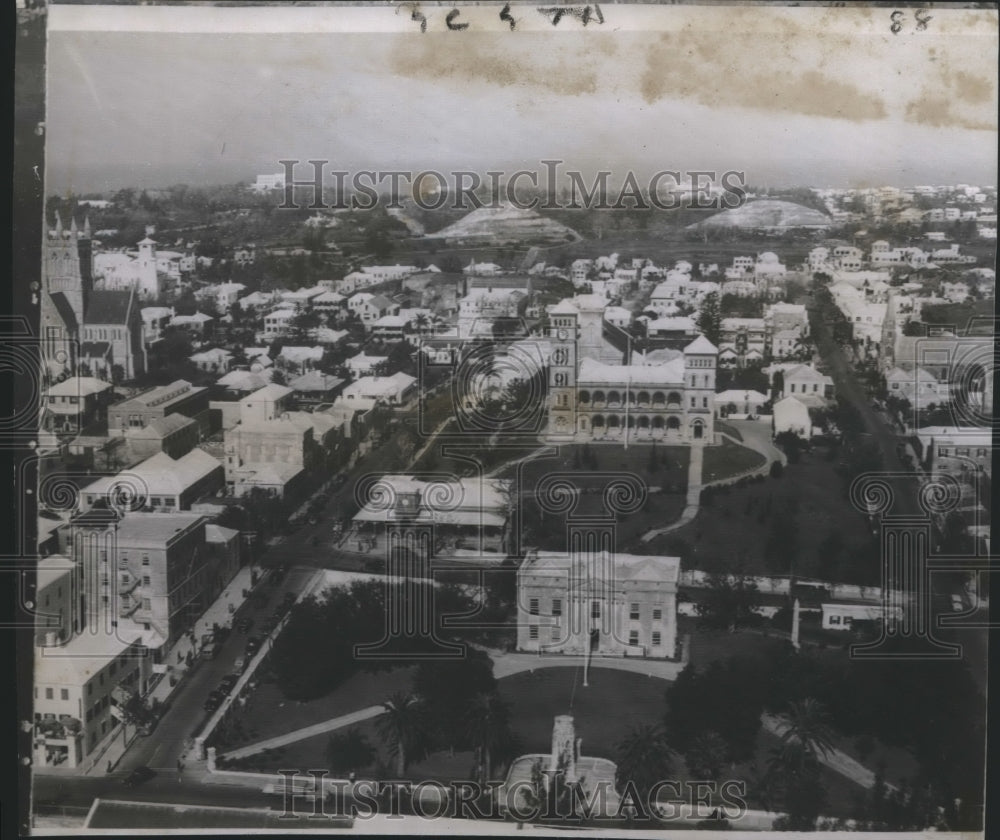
[623,333,631,450]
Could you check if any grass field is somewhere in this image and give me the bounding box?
[647,450,877,583]
[701,438,766,483]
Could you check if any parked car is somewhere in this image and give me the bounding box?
[218,675,238,694]
[200,641,220,660]
[237,617,254,633]
[203,691,224,713]
[123,766,156,788]
[261,617,278,635]
[245,636,262,657]
[233,656,247,675]
[952,594,965,612]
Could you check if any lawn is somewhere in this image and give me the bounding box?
[701,438,766,483]
[502,444,691,553]
[646,450,879,584]
[227,659,886,821]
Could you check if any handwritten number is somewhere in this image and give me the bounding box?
[446,8,469,31]
[500,3,516,30]
[891,9,931,34]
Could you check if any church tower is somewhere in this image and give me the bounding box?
[683,335,718,443]
[137,229,159,299]
[44,212,85,325]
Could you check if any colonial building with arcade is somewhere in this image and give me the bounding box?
[545,296,718,444]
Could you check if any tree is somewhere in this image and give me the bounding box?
[377,691,429,777]
[696,291,721,345]
[766,699,836,830]
[325,728,376,775]
[412,648,498,752]
[615,723,673,803]
[463,691,517,784]
[774,431,802,464]
[696,561,761,632]
[684,730,729,779]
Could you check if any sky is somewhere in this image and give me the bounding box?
[45,4,999,195]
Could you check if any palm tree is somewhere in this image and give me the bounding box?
[463,691,516,785]
[615,723,673,803]
[684,730,729,779]
[766,698,835,829]
[377,691,428,777]
[773,698,836,769]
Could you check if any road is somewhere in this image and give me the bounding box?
[114,566,316,775]
[807,296,921,519]
[809,294,989,685]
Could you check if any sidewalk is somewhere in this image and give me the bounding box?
[219,705,385,762]
[761,712,896,792]
[640,444,703,542]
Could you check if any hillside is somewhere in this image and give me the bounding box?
[688,199,832,231]
[425,203,580,243]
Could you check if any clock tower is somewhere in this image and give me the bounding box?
[547,302,579,441]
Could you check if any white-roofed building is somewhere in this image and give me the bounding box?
[340,372,416,406]
[263,308,296,339]
[277,345,325,374]
[78,449,224,513]
[772,395,812,437]
[714,389,769,418]
[346,351,389,379]
[42,377,113,433]
[189,347,234,374]
[885,366,950,409]
[547,302,718,444]
[349,474,512,557]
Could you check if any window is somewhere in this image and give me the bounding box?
[45,688,53,700]
[164,498,175,508]
[141,554,150,566]
[141,598,151,610]
[60,689,69,701]
[528,625,539,640]
[652,608,662,621]
[977,449,988,457]
[690,397,696,408]
[101,595,109,604]
[702,397,708,408]
[939,448,950,456]
[830,615,841,625]
[628,630,639,646]
[629,603,640,620]
[529,598,539,616]
[591,601,601,619]
[790,384,796,393]
[87,684,92,697]
[551,627,560,641]
[956,448,970,457]
[652,631,662,646]
[150,497,161,507]
[143,575,150,587]
[552,599,562,616]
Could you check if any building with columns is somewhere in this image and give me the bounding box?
[546,295,718,443]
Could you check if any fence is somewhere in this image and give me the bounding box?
[679,569,895,604]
